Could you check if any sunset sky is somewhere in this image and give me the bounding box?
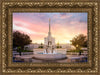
[13,13,87,44]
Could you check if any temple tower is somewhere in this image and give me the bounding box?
[44,19,55,54]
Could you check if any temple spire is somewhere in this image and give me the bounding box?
[48,18,51,36]
[49,18,51,33]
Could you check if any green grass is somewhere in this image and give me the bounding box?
[17,50,33,52]
[67,50,83,53]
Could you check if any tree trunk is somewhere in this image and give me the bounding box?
[19,52,22,56]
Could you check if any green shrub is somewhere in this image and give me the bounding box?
[38,46,43,48]
[67,49,83,53]
[17,50,33,52]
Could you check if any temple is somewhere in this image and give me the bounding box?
[44,19,55,54]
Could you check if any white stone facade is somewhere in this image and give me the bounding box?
[44,36,55,46]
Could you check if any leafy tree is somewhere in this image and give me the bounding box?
[56,42,62,48]
[17,46,22,56]
[38,46,43,48]
[60,46,62,48]
[41,43,43,46]
[38,43,43,48]
[56,46,59,48]
[70,34,87,50]
[13,31,32,49]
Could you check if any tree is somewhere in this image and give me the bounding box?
[38,43,43,48]
[56,42,62,48]
[70,34,87,50]
[13,31,32,49]
[17,46,22,56]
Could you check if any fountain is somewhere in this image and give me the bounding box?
[32,19,67,60]
[43,42,57,54]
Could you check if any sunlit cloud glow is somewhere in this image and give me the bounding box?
[13,13,87,44]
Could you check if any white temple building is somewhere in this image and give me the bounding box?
[44,19,55,46]
[24,19,73,54]
[44,19,56,54]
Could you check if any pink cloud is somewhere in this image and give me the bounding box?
[60,15,72,19]
[13,13,87,44]
[13,17,49,34]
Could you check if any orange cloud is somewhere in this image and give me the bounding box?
[13,13,87,44]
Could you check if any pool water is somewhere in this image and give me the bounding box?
[38,52,62,54]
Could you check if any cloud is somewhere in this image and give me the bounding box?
[59,13,72,19]
[13,24,37,34]
[13,13,87,44]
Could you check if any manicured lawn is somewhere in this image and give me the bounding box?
[17,50,33,52]
[67,50,83,53]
